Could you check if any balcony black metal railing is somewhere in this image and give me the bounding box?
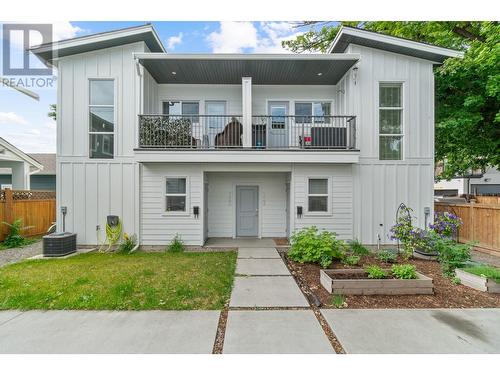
[138,114,356,150]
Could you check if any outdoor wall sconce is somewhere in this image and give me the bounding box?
[352,66,358,85]
[297,206,303,218]
[193,206,200,218]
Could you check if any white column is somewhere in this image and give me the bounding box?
[10,161,30,190]
[242,77,252,148]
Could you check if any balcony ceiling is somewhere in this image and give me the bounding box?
[136,53,359,85]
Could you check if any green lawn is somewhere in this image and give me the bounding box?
[0,251,237,310]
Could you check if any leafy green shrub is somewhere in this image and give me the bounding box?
[167,234,185,253]
[462,265,500,283]
[377,250,397,263]
[349,239,369,256]
[342,255,360,266]
[118,233,137,254]
[365,265,387,279]
[289,226,346,268]
[391,264,417,279]
[452,276,461,285]
[1,218,29,248]
[331,294,346,308]
[435,237,472,276]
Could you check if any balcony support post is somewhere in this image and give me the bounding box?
[242,77,252,148]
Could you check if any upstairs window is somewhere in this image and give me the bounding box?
[379,83,403,160]
[89,79,114,159]
[308,178,329,212]
[165,177,187,212]
[162,101,199,122]
[295,102,331,123]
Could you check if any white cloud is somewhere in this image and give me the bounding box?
[0,112,28,125]
[253,22,304,53]
[52,22,84,42]
[167,32,183,50]
[207,22,258,53]
[1,121,56,153]
[206,21,304,54]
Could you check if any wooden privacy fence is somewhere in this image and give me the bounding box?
[435,201,500,255]
[0,189,56,241]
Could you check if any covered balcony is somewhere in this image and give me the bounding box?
[134,53,360,162]
[138,114,356,150]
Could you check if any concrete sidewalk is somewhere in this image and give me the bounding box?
[0,310,220,354]
[322,308,500,354]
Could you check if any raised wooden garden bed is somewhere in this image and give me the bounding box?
[455,269,500,294]
[320,269,434,295]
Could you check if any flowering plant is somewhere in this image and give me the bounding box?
[429,212,462,238]
[389,213,415,259]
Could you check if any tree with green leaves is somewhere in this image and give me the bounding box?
[48,104,56,121]
[283,22,500,179]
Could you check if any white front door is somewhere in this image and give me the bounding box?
[268,101,289,148]
[236,186,259,237]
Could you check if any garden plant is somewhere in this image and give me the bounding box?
[289,226,346,268]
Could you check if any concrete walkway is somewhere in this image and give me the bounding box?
[322,308,500,354]
[230,247,308,307]
[224,247,334,353]
[0,310,219,354]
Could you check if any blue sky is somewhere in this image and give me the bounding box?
[0,21,315,152]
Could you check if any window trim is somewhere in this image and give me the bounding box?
[161,100,200,115]
[88,77,116,159]
[306,176,332,215]
[164,176,190,216]
[378,81,404,161]
[294,100,333,123]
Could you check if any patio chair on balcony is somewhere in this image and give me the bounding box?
[214,117,243,147]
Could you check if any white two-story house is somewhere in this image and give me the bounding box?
[32,24,463,246]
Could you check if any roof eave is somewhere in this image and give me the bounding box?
[31,24,165,66]
[328,26,464,62]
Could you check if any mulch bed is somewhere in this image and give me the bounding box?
[285,253,500,309]
[273,237,290,246]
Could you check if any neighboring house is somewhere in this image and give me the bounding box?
[434,165,500,196]
[32,25,463,246]
[0,137,44,190]
[0,151,56,191]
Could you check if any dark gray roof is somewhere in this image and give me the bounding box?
[28,153,56,175]
[330,26,463,64]
[137,54,359,85]
[31,24,165,65]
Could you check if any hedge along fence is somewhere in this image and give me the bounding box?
[434,201,500,256]
[0,189,56,241]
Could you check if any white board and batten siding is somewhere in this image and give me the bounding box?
[344,44,435,244]
[57,42,147,244]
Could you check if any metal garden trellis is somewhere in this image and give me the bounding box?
[395,203,412,254]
